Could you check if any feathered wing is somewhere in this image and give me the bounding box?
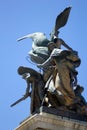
[50,7,71,40]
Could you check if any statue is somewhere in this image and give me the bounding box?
[11,66,45,114]
[11,7,87,118]
[17,7,72,64]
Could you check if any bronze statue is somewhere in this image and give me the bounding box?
[11,7,87,117]
[11,66,45,114]
[37,46,80,103]
[17,7,72,64]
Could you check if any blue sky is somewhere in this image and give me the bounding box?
[0,1,87,130]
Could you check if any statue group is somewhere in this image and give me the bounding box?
[11,7,87,117]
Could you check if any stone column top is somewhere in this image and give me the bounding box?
[15,112,87,130]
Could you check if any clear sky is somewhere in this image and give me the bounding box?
[0,1,87,130]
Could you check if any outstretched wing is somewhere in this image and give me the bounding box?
[50,7,71,40]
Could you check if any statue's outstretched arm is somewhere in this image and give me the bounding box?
[60,38,73,50]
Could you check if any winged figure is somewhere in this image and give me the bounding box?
[17,7,71,64]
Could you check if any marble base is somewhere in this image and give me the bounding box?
[15,112,87,130]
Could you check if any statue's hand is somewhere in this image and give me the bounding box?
[23,92,31,98]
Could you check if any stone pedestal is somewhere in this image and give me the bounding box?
[15,112,87,130]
